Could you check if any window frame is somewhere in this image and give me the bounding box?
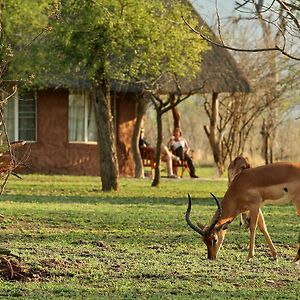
[5,90,37,143]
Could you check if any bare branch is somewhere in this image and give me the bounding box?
[183,16,300,60]
[276,0,300,31]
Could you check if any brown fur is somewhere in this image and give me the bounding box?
[228,156,252,227]
[228,155,251,185]
[189,162,300,261]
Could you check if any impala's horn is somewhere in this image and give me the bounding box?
[186,193,206,236]
[205,193,222,234]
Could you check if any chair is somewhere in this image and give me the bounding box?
[172,157,189,178]
[140,147,156,177]
[171,149,194,178]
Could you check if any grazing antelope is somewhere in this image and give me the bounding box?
[186,162,300,261]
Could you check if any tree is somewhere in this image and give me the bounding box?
[184,1,299,172]
[131,96,148,178]
[128,3,210,185]
[6,0,209,189]
[0,0,58,190]
[149,91,198,187]
[2,9,64,271]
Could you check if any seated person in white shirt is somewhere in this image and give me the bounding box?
[167,127,198,178]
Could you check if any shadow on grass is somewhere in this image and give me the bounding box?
[0,194,218,206]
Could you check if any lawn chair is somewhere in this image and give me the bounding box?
[140,147,156,178]
[172,157,189,178]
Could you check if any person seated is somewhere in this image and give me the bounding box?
[167,127,198,178]
[139,129,179,178]
[139,129,151,149]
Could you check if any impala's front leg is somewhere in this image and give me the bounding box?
[247,207,260,261]
[257,209,277,260]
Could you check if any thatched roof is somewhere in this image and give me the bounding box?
[154,6,250,95]
[159,38,251,95]
[197,42,251,93]
[174,7,250,94]
[111,6,250,95]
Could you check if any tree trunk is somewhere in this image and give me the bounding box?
[170,94,180,130]
[261,119,269,164]
[260,118,275,165]
[204,92,224,175]
[151,109,163,187]
[92,80,119,191]
[131,99,147,178]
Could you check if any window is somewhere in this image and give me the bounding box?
[3,90,36,142]
[68,90,97,142]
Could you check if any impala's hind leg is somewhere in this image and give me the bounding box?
[240,212,250,228]
[247,207,260,260]
[257,209,277,259]
[291,193,300,217]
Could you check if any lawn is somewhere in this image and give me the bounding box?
[0,168,299,299]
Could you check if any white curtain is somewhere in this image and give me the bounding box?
[69,90,97,142]
[87,96,97,142]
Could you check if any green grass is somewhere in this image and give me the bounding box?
[0,168,299,299]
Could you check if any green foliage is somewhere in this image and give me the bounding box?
[2,0,50,45]
[0,173,299,298]
[5,0,209,88]
[0,0,58,66]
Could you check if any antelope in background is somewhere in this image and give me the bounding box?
[227,156,252,227]
[186,162,300,261]
[227,156,251,185]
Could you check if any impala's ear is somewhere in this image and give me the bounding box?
[244,157,251,169]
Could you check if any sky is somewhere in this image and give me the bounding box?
[190,0,236,25]
[189,0,265,45]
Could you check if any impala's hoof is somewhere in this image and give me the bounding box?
[246,255,253,262]
[271,256,278,261]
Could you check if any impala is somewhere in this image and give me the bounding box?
[227,155,251,186]
[186,162,300,261]
[228,155,252,227]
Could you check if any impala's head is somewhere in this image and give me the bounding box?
[186,193,229,260]
[228,155,251,185]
